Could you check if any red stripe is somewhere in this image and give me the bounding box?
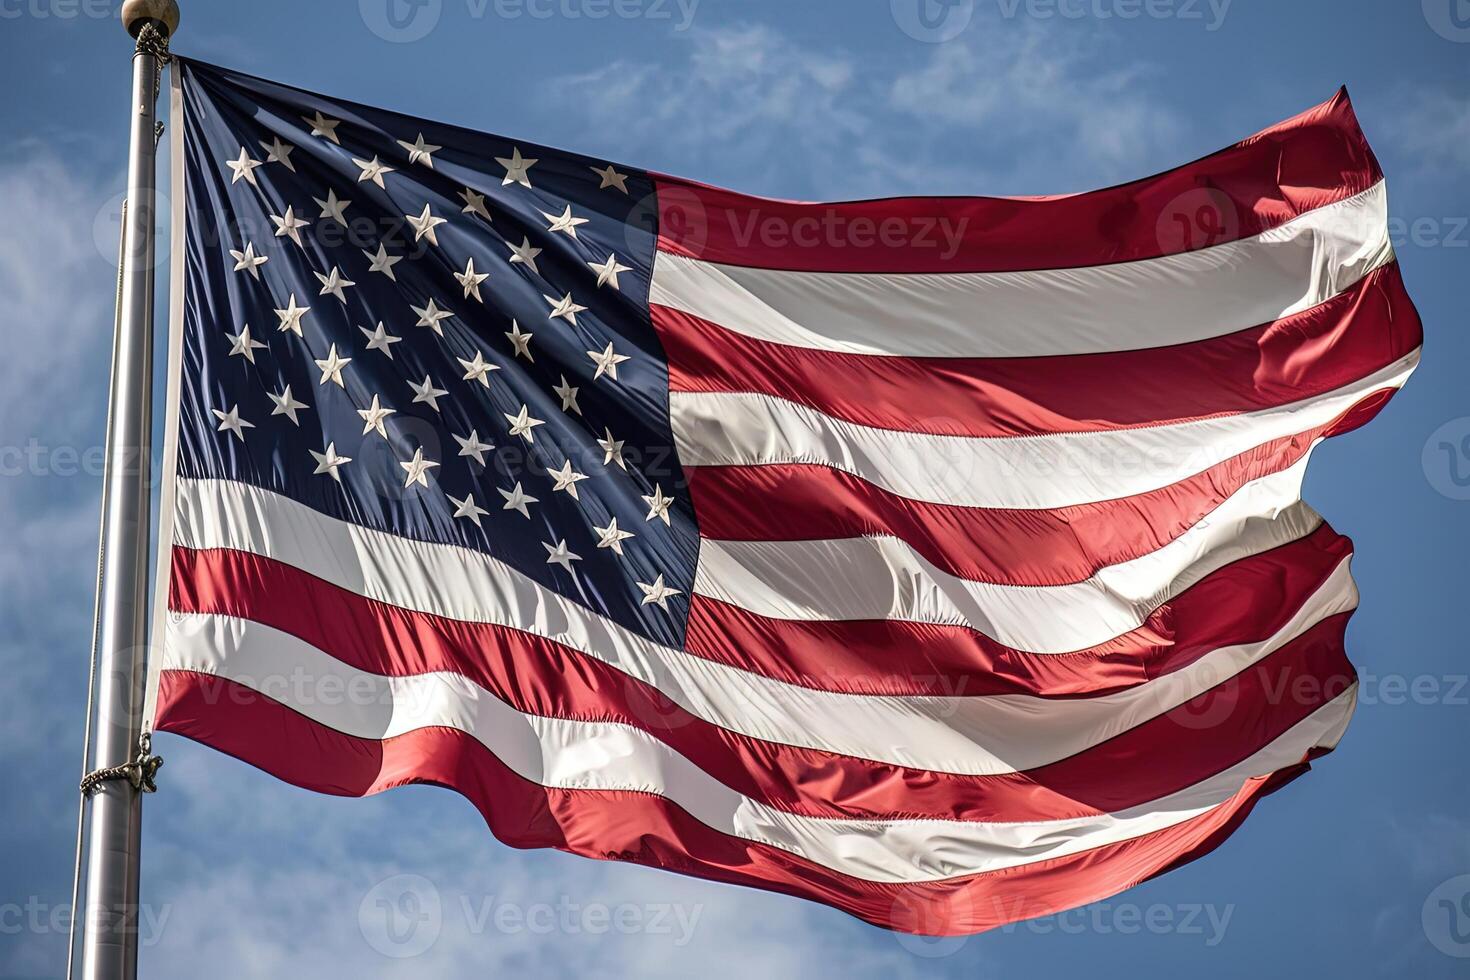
[168,544,1353,823]
[685,387,1392,586]
[654,89,1379,273]
[657,264,1419,438]
[153,669,1338,934]
[685,525,1352,697]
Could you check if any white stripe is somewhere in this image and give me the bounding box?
[695,457,1323,651]
[170,477,1354,774]
[650,183,1393,359]
[163,612,1358,884]
[671,351,1417,510]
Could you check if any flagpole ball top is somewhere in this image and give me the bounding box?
[121,0,180,38]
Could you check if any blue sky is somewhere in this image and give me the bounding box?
[0,1,1466,976]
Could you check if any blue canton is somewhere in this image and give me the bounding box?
[175,59,696,647]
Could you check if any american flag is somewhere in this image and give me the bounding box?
[147,58,1421,935]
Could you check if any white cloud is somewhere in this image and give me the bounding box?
[136,742,940,980]
[544,24,869,191]
[540,22,1183,199]
[0,147,123,759]
[1378,87,1470,177]
[887,27,1184,182]
[0,144,120,443]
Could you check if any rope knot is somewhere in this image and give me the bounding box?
[80,734,163,796]
[134,21,171,63]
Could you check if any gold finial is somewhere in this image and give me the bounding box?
[120,0,180,38]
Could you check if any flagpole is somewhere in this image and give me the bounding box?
[75,3,178,979]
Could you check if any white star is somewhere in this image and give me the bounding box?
[546,459,589,500]
[302,111,342,144]
[508,236,542,274]
[226,324,267,363]
[229,242,268,279]
[310,442,352,481]
[314,266,355,302]
[212,404,254,441]
[225,147,261,185]
[314,188,351,226]
[459,187,491,221]
[448,492,490,527]
[412,297,454,336]
[458,350,500,387]
[405,203,447,246]
[638,574,682,610]
[270,205,310,247]
[454,257,489,301]
[267,385,308,425]
[642,485,674,525]
[504,320,534,361]
[314,344,351,387]
[540,204,589,239]
[274,293,311,337]
[504,404,544,443]
[352,155,395,188]
[356,394,396,438]
[498,482,538,518]
[597,428,626,469]
[587,342,630,381]
[542,538,581,572]
[398,446,440,489]
[453,429,494,466]
[545,292,588,325]
[363,243,403,280]
[497,147,537,188]
[359,321,402,358]
[552,375,581,415]
[588,253,632,290]
[593,517,635,556]
[397,132,441,168]
[259,136,297,172]
[409,375,449,412]
[590,163,630,193]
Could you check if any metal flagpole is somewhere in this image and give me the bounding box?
[74,3,179,979]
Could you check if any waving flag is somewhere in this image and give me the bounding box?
[146,59,1420,934]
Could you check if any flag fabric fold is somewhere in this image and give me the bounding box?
[146,59,1420,934]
